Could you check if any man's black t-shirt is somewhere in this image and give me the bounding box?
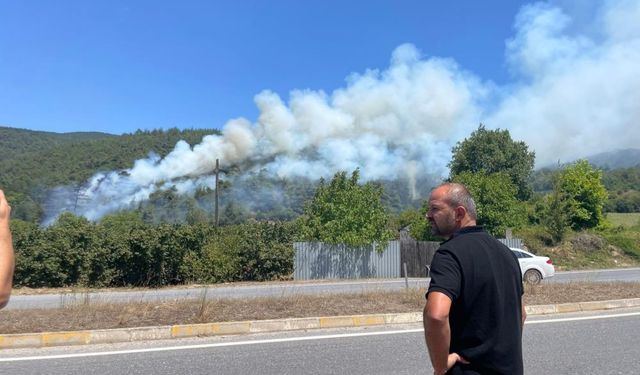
[427,226,524,375]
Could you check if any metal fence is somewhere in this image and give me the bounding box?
[498,238,524,249]
[294,238,524,280]
[294,241,400,280]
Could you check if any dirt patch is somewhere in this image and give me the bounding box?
[570,233,605,252]
[1,282,639,334]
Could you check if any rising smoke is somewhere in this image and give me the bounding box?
[489,0,640,166]
[43,0,640,224]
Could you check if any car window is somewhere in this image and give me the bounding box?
[512,250,533,259]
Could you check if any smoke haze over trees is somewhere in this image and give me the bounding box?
[1,1,640,224]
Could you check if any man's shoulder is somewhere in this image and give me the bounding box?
[441,226,492,246]
[438,227,509,257]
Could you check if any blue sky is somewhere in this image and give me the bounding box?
[1,0,530,134]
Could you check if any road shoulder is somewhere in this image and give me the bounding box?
[1,297,639,350]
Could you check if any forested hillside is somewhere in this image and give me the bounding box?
[0,126,114,162]
[2,125,639,226]
[1,127,220,222]
[587,149,640,169]
[529,149,640,212]
[530,164,640,213]
[1,126,434,224]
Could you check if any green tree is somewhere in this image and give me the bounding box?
[452,172,526,236]
[42,213,96,286]
[185,202,210,225]
[556,160,608,229]
[219,201,249,225]
[389,206,438,241]
[92,211,148,286]
[605,190,640,213]
[449,124,535,200]
[602,166,640,192]
[541,182,570,244]
[297,169,393,247]
[10,219,52,287]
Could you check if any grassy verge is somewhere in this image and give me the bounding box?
[1,282,639,334]
[606,213,640,228]
[514,225,640,270]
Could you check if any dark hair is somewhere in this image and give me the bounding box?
[441,183,477,220]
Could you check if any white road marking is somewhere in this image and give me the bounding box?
[1,311,639,362]
[526,311,640,324]
[0,329,423,362]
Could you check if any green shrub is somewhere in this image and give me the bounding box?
[11,220,67,287]
[513,225,555,253]
[234,221,297,281]
[11,213,297,288]
[601,231,640,259]
[180,230,243,283]
[179,222,296,283]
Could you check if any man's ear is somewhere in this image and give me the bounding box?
[454,206,467,221]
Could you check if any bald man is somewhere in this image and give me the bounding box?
[0,190,15,309]
[423,183,525,375]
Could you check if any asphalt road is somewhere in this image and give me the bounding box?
[1,308,639,374]
[551,267,640,283]
[7,267,640,310]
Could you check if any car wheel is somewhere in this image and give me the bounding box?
[524,269,542,284]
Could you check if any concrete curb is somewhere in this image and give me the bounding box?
[1,298,639,350]
[523,297,640,315]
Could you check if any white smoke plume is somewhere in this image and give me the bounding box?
[489,0,640,166]
[44,0,640,223]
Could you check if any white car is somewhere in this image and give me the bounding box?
[510,248,555,284]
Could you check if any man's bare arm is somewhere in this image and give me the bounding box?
[0,190,15,309]
[424,291,453,375]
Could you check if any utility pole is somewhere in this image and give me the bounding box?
[215,158,220,227]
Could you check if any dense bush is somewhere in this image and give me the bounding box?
[513,225,554,253]
[11,213,296,288]
[179,221,297,283]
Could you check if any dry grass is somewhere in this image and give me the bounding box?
[523,281,640,305]
[1,282,640,334]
